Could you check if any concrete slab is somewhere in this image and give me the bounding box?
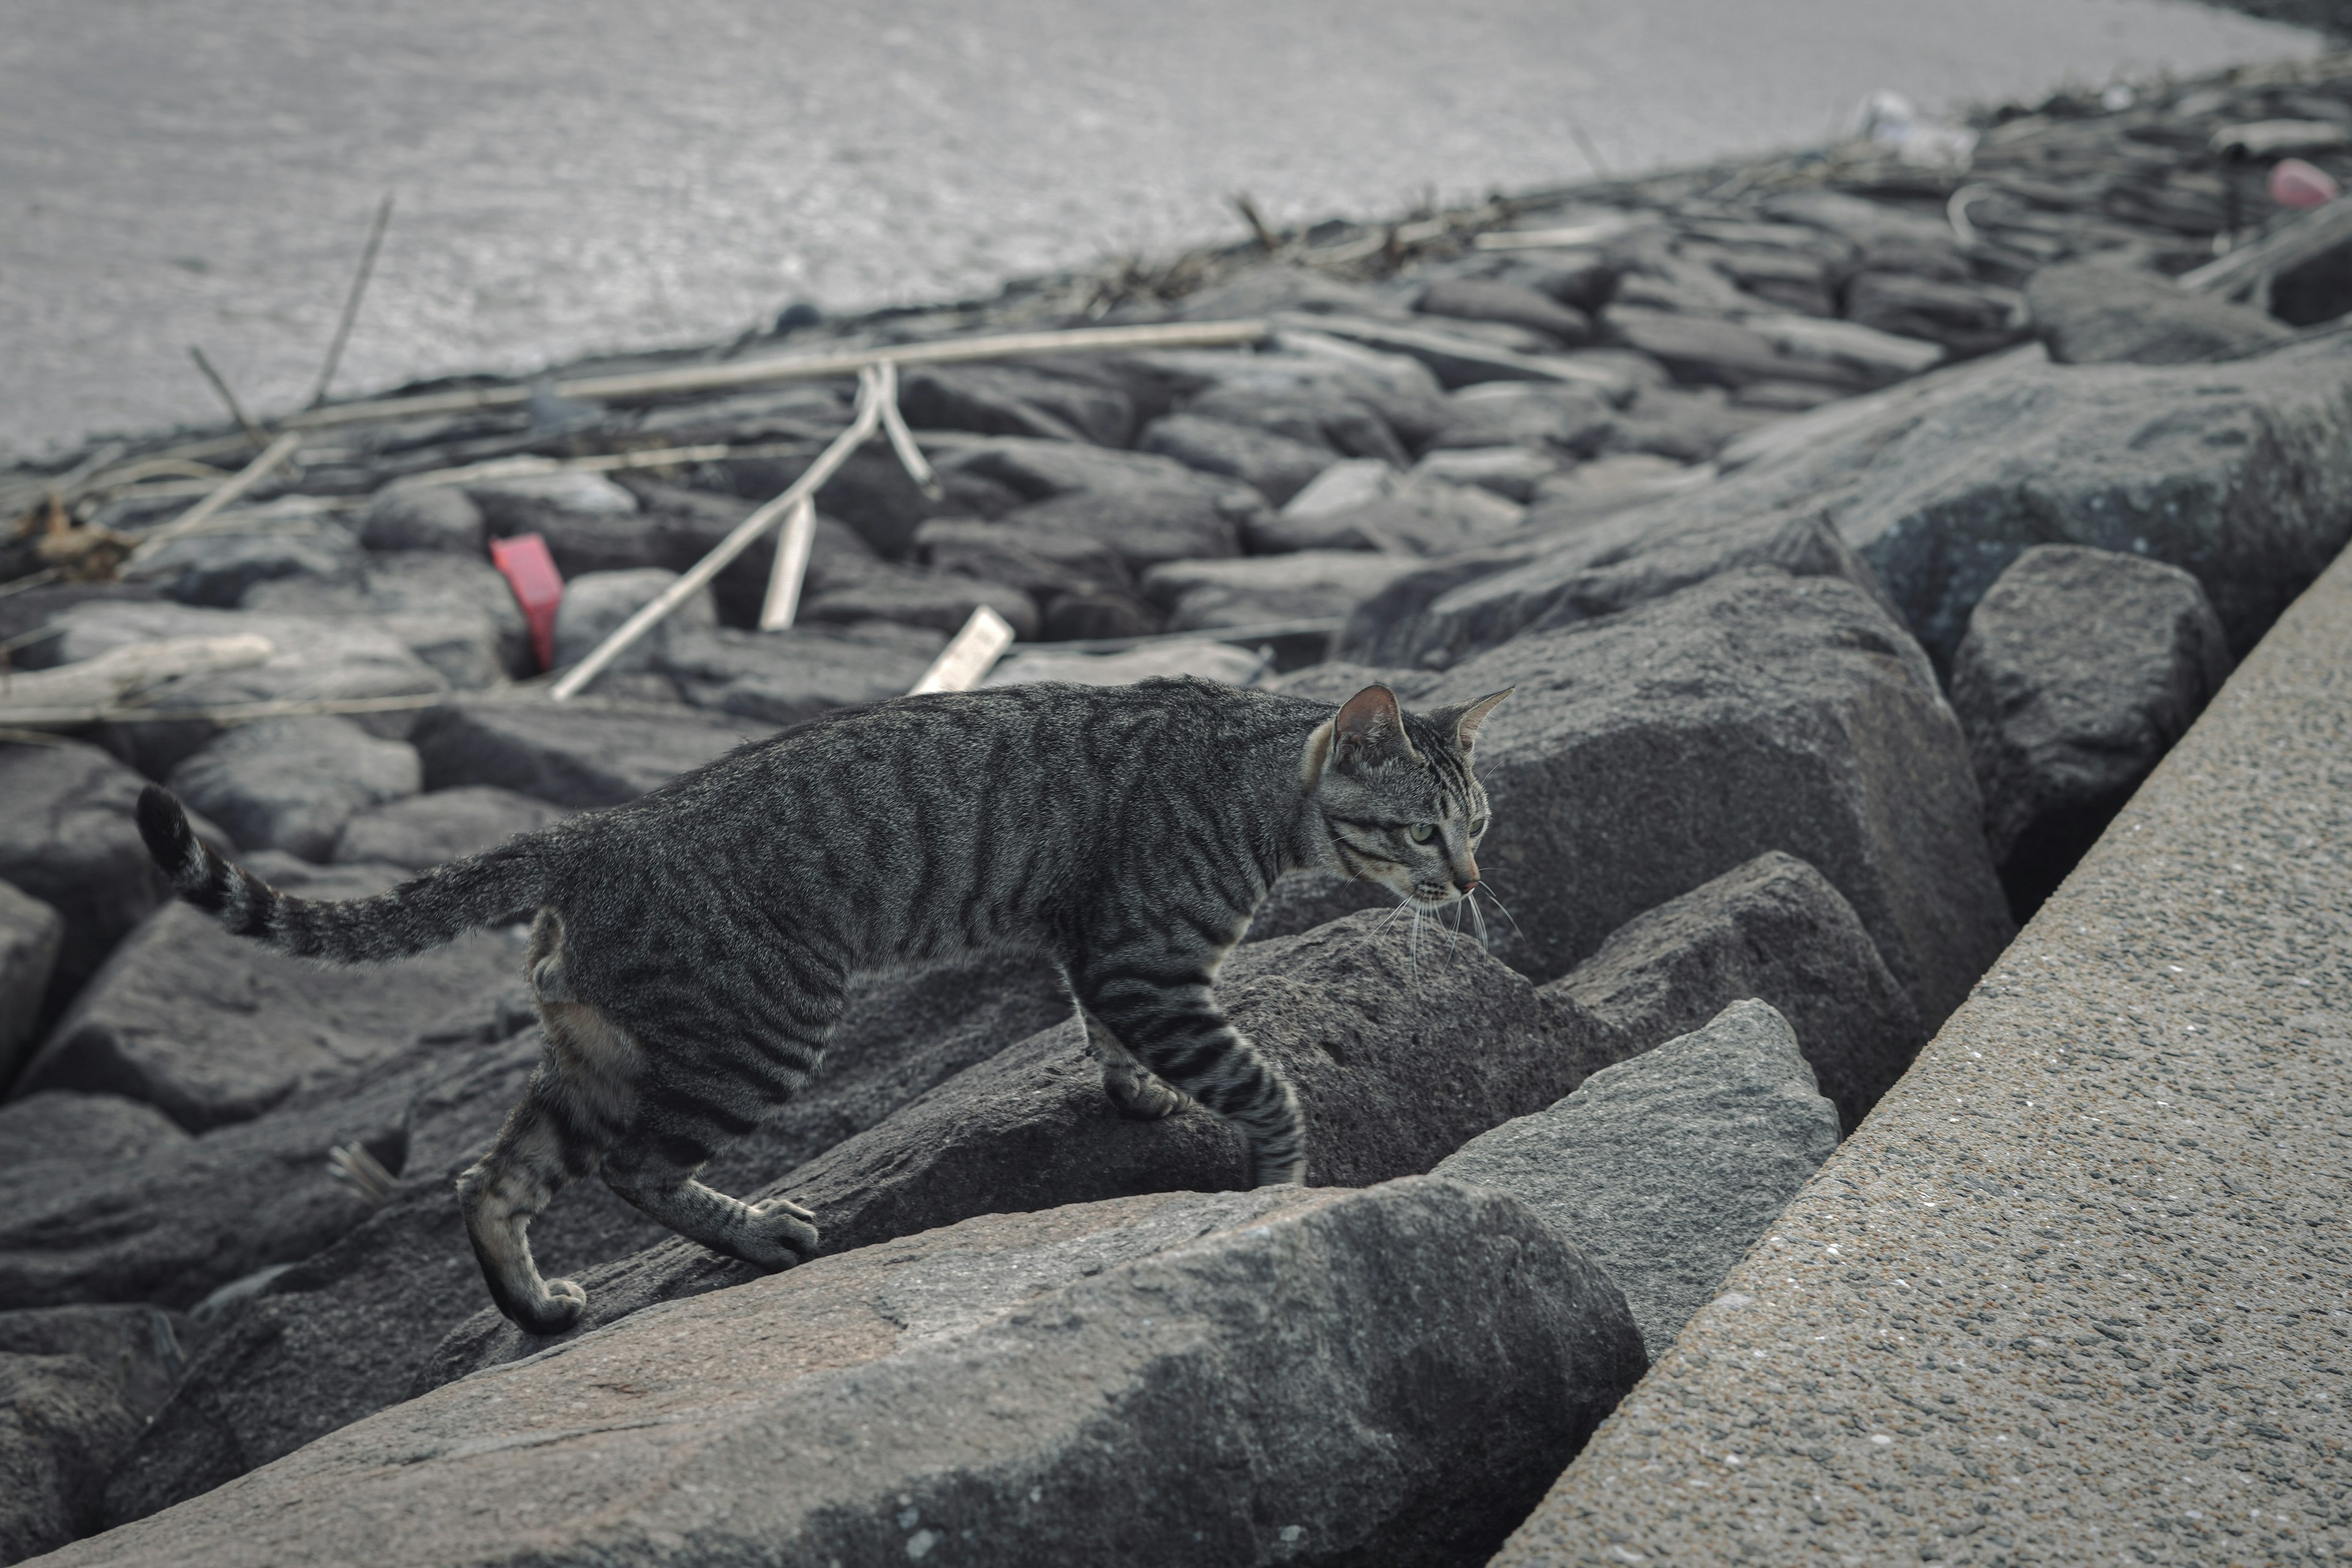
[1493,541,2352,1565]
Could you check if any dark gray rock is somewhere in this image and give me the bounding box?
[2026,260,2294,366]
[1717,331,2352,667]
[1418,276,1597,347]
[424,910,1624,1382]
[462,470,638,537]
[914,518,1134,598]
[1844,271,2026,358]
[357,486,488,556]
[164,717,423,861]
[0,1352,147,1564]
[1181,382,1410,466]
[1548,851,1924,1132]
[331,786,573,870]
[0,1305,188,1422]
[43,601,444,775]
[549,566,718,677]
[14,859,522,1133]
[0,742,172,1008]
[245,551,535,686]
[410,701,771,807]
[1411,445,1563,503]
[104,949,1075,1521]
[933,438,1265,570]
[1176,263,1410,322]
[898,362,1136,445]
[1253,473,1525,556]
[1950,545,2234,918]
[75,1181,1645,1568]
[1411,569,2013,1027]
[122,502,365,608]
[0,880,64,1086]
[1142,551,1420,631]
[0,1091,188,1172]
[1602,307,1870,391]
[983,639,1267,689]
[1136,412,1337,505]
[1139,333,1457,450]
[657,622,945,726]
[1597,383,1779,462]
[1435,999,1840,1359]
[1426,380,1617,456]
[1238,867,1400,943]
[799,558,1040,641]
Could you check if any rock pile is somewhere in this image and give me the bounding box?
[2,49,2349,1567]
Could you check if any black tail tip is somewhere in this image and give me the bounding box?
[135,785,195,873]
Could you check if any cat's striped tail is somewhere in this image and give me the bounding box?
[137,785,548,965]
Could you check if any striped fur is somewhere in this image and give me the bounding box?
[139,676,1507,1333]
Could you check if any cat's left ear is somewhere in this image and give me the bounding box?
[1428,688,1513,753]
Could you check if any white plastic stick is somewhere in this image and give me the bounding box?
[909,606,1016,695]
[759,495,818,631]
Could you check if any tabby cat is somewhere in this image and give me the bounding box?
[138,676,1509,1333]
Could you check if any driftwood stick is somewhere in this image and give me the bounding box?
[551,366,894,700]
[872,362,941,499]
[0,635,276,714]
[279,318,1273,433]
[187,347,271,451]
[758,496,818,631]
[391,439,824,492]
[128,432,303,562]
[2177,197,2352,299]
[310,194,395,409]
[909,606,1017,695]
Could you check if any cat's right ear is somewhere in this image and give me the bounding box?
[1331,685,1412,771]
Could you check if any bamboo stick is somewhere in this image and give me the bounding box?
[2178,198,2352,299]
[127,432,303,562]
[758,496,818,631]
[908,606,1017,695]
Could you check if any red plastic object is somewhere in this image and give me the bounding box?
[2271,157,2342,210]
[489,532,564,673]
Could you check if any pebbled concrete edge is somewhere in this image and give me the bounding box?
[1492,539,2352,1566]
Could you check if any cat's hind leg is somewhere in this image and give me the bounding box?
[1075,1001,1191,1121]
[456,1044,625,1335]
[601,1142,818,1270]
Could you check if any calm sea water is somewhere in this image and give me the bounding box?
[0,0,2316,458]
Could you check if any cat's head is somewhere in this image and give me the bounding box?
[1303,684,1512,909]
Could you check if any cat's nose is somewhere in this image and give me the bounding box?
[1454,866,1479,895]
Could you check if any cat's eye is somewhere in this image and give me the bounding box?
[1407,823,1436,843]
[1470,817,1489,837]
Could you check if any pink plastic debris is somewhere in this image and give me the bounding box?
[489,532,564,673]
[2271,159,2342,209]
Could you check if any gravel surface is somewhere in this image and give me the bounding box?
[0,0,2319,459]
[1493,541,2352,1563]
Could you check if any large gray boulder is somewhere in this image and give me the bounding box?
[0,1092,189,1173]
[245,552,535,687]
[0,742,172,1007]
[1950,543,2234,917]
[42,600,443,775]
[121,501,366,608]
[0,880,64,1086]
[103,949,1080,1522]
[357,486,487,556]
[2026,260,2294,366]
[331,786,572,870]
[1716,332,2352,666]
[1253,473,1526,557]
[1141,551,1420,632]
[424,910,1622,1384]
[1408,568,2014,1025]
[796,557,1040,641]
[13,859,521,1133]
[163,717,423,861]
[932,437,1268,570]
[1136,411,1338,505]
[1436,1000,1840,1358]
[1,1352,148,1563]
[1547,851,1923,1132]
[548,567,718,676]
[409,701,772,807]
[63,1182,1646,1568]
[655,621,944,727]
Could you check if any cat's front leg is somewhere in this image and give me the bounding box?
[1068,958,1305,1186]
[1076,1003,1191,1121]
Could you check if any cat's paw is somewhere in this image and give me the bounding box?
[1104,1067,1189,1121]
[741,1197,819,1268]
[514,1278,587,1335]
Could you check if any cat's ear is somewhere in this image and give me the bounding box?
[1331,685,1414,771]
[1428,688,1513,753]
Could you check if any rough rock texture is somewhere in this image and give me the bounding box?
[0,742,171,1009]
[796,558,1040,641]
[163,717,423,861]
[933,437,1266,570]
[1136,410,1338,505]
[548,567,718,676]
[122,505,366,608]
[1141,551,1419,631]
[0,1352,148,1564]
[0,1305,188,1421]
[1950,543,2235,918]
[331,786,573,870]
[102,950,1079,1521]
[1411,569,2014,1025]
[66,1182,1647,1568]
[1721,333,2352,666]
[245,552,535,687]
[1253,473,1525,557]
[1436,1000,1841,1358]
[898,361,1137,445]
[655,621,944,726]
[1548,851,1924,1132]
[424,911,1623,1384]
[1425,380,1616,454]
[13,859,522,1132]
[43,600,444,775]
[358,486,488,556]
[0,880,64,1086]
[0,1091,189,1172]
[409,701,771,807]
[2026,260,2295,366]
[982,639,1267,689]
[1419,276,1597,347]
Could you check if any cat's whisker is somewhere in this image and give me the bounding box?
[1476,884,1524,940]
[1466,890,1491,950]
